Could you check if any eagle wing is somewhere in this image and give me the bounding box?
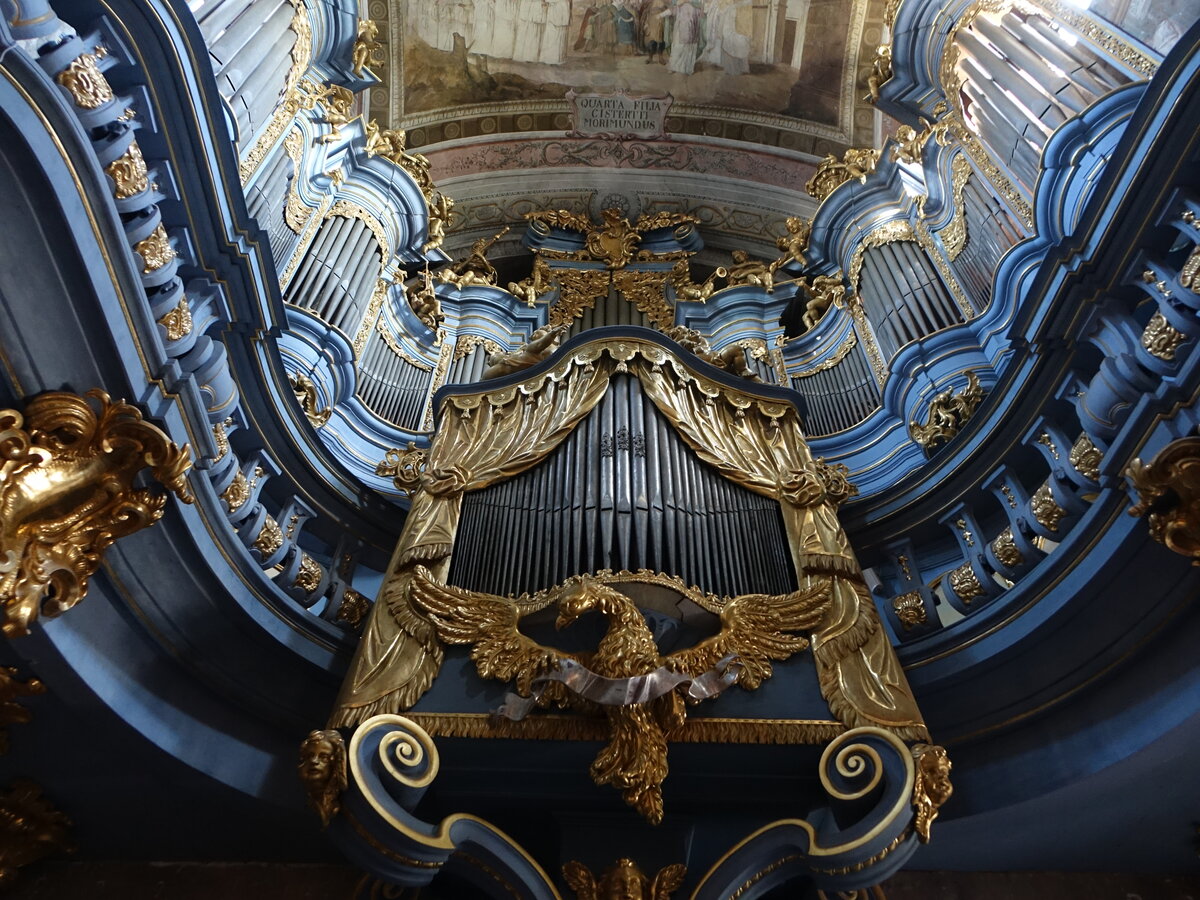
[668,579,831,689]
[408,566,571,696]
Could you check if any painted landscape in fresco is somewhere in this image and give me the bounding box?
[402,0,850,126]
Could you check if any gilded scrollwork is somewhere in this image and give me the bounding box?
[105,142,148,199]
[157,296,192,341]
[612,269,674,328]
[790,331,858,378]
[548,268,612,326]
[221,470,250,512]
[892,591,926,630]
[282,130,312,235]
[990,527,1024,568]
[1141,311,1187,361]
[1030,482,1066,533]
[937,154,973,260]
[327,200,391,262]
[288,373,330,428]
[298,729,347,828]
[0,391,193,638]
[1069,433,1102,481]
[1126,436,1200,563]
[0,779,73,885]
[55,52,113,109]
[453,335,503,361]
[253,516,284,557]
[337,587,370,628]
[813,458,858,507]
[376,442,428,498]
[0,667,44,755]
[563,858,686,900]
[946,563,985,603]
[293,554,323,592]
[134,224,175,273]
[911,744,953,842]
[909,372,985,450]
[352,279,390,357]
[1180,245,1200,292]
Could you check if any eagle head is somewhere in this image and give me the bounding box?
[555,579,599,630]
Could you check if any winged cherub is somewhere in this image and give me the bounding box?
[409,567,830,823]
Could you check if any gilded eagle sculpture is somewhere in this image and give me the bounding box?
[409,566,830,823]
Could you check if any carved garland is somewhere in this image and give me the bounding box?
[937,154,973,260]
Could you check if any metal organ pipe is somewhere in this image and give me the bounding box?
[446,376,795,597]
[789,340,880,436]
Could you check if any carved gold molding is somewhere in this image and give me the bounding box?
[1141,311,1188,361]
[990,527,1024,568]
[0,391,193,637]
[848,220,915,291]
[909,371,985,450]
[911,743,953,842]
[1030,482,1066,532]
[790,331,859,379]
[892,591,926,630]
[157,296,192,341]
[612,269,674,329]
[946,563,985,603]
[937,154,973,260]
[55,52,112,109]
[134,224,175,273]
[282,129,313,235]
[453,335,502,361]
[548,268,612,327]
[806,148,881,202]
[288,373,331,427]
[327,201,391,262]
[105,142,148,199]
[1127,436,1200,563]
[254,516,284,557]
[1069,433,1102,481]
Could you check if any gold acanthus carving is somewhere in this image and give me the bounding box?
[377,322,434,372]
[845,294,888,386]
[288,373,331,428]
[134,224,175,273]
[253,516,284,557]
[805,148,881,202]
[376,442,428,498]
[0,391,193,638]
[946,563,985,603]
[221,469,251,512]
[337,588,370,627]
[351,19,385,76]
[238,0,312,182]
[280,196,332,293]
[548,268,612,326]
[525,210,699,271]
[1030,482,1066,533]
[352,280,389,358]
[1141,311,1187,361]
[212,418,231,462]
[157,296,192,341]
[0,779,73,885]
[105,142,148,199]
[990,527,1023,568]
[1069,433,1102,481]
[848,220,915,291]
[282,130,312,235]
[892,591,926,630]
[407,566,829,824]
[326,201,391,263]
[911,744,953,842]
[612,269,674,329]
[298,729,346,828]
[0,667,44,754]
[563,859,686,900]
[453,335,502,361]
[909,371,985,450]
[420,338,454,432]
[1180,245,1200,292]
[404,711,845,745]
[55,52,113,109]
[1127,436,1200,563]
[937,154,974,260]
[293,554,323,593]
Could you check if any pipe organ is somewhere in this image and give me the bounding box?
[447,374,796,598]
[356,325,432,430]
[857,240,962,359]
[789,341,881,436]
[953,174,1024,311]
[194,0,299,148]
[244,145,295,267]
[563,286,653,338]
[286,215,383,336]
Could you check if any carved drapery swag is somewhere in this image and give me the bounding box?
[334,338,927,740]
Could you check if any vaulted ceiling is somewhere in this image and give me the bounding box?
[364,0,891,260]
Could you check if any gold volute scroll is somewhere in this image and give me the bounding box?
[0,779,73,886]
[911,744,953,842]
[909,371,985,450]
[563,858,686,900]
[0,391,193,638]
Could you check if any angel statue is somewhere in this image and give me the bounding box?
[562,858,686,900]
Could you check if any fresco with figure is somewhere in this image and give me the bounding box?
[402,0,851,126]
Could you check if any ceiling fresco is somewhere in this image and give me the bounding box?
[368,0,885,154]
